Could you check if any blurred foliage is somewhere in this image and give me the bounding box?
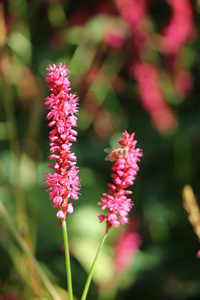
[0,0,200,299]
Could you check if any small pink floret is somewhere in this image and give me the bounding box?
[67,203,74,214]
[57,210,66,219]
[53,196,62,206]
[98,214,106,223]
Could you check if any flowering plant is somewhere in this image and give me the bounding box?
[98,130,143,232]
[44,63,142,300]
[44,63,80,220]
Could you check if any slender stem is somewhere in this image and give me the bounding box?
[81,232,108,300]
[0,201,62,300]
[62,218,73,300]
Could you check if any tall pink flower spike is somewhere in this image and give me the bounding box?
[98,131,142,232]
[44,63,80,219]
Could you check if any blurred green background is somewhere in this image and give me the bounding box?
[1,0,200,299]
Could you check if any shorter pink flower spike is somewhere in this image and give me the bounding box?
[44,63,80,220]
[98,131,142,232]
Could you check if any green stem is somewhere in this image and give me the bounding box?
[62,218,73,300]
[81,232,108,300]
[0,201,61,300]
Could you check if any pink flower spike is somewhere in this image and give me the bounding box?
[44,63,80,220]
[98,131,142,232]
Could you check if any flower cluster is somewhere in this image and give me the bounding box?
[44,63,80,219]
[98,131,142,232]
